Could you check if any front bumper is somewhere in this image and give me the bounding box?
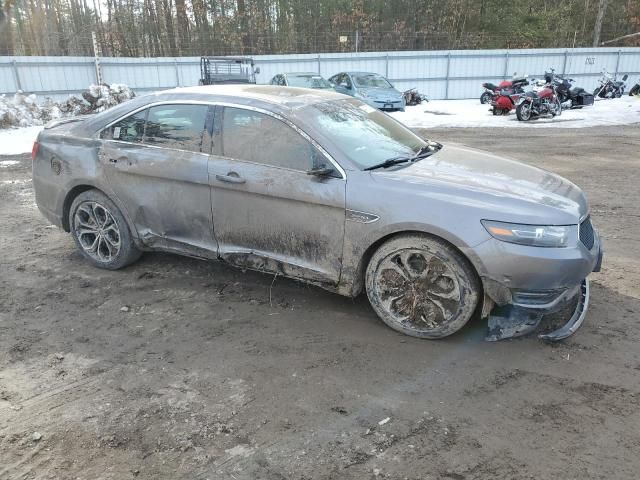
[475,225,603,342]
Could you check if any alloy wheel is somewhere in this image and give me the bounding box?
[370,249,462,332]
[73,201,121,263]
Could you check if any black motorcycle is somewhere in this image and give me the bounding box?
[594,70,628,98]
[403,88,427,106]
[629,80,640,96]
[548,71,594,109]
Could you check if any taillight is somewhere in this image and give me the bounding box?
[32,142,39,161]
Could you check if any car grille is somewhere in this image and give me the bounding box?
[579,216,594,250]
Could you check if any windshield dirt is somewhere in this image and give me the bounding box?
[304,99,427,169]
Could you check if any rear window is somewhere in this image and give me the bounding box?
[144,105,208,152]
[100,104,208,153]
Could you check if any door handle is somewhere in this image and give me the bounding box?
[108,156,129,164]
[215,173,246,184]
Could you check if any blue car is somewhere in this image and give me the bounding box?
[328,71,405,111]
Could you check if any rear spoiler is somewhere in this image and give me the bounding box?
[44,116,87,130]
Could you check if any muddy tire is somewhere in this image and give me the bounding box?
[365,234,481,339]
[69,189,141,270]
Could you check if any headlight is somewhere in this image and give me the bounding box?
[481,220,577,248]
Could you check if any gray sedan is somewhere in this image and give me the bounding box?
[32,85,602,341]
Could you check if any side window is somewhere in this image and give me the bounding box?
[144,104,208,152]
[222,107,316,171]
[343,75,353,89]
[101,109,147,142]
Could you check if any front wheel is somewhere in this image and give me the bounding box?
[70,189,142,270]
[365,234,481,339]
[480,91,493,104]
[516,101,533,121]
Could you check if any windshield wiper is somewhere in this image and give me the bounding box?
[363,156,412,171]
[364,143,442,171]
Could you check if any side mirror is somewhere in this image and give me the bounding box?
[307,164,334,177]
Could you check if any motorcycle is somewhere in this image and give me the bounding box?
[593,70,628,98]
[516,77,561,121]
[547,70,594,109]
[629,79,640,96]
[481,76,528,105]
[403,88,427,106]
[490,77,529,115]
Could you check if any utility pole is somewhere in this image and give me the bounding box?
[592,0,608,47]
[92,31,104,85]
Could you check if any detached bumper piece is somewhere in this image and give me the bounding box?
[486,278,590,342]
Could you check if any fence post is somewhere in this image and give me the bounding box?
[11,60,22,92]
[503,51,509,78]
[615,50,622,76]
[445,52,451,100]
[385,53,389,78]
[317,54,321,74]
[562,50,568,75]
[91,31,103,85]
[174,59,180,87]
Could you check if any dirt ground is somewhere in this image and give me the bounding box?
[1,124,639,480]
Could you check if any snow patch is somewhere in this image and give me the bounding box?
[0,160,21,167]
[0,126,43,155]
[390,97,640,129]
[0,84,134,129]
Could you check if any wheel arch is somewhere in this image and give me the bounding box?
[347,228,484,299]
[61,184,137,243]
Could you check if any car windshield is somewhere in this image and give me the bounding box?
[303,98,428,169]
[287,75,333,89]
[352,73,393,89]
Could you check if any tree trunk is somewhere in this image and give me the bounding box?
[593,0,608,46]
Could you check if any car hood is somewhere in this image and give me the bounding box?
[373,144,588,224]
[357,87,402,100]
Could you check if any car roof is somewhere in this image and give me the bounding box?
[343,71,384,76]
[157,84,342,108]
[284,72,325,77]
[77,85,346,134]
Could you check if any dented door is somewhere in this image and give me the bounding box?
[209,106,346,285]
[98,103,217,257]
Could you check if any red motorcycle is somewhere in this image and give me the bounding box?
[486,77,529,115]
[481,77,529,103]
[516,75,561,121]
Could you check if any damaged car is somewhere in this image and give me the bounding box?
[32,85,602,341]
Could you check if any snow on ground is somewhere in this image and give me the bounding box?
[391,96,640,129]
[0,126,43,156]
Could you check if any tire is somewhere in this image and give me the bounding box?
[69,189,141,270]
[630,85,640,96]
[516,101,533,121]
[365,234,481,339]
[480,92,493,104]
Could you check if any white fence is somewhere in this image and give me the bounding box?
[1,47,639,101]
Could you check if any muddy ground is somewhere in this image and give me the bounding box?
[1,125,639,480]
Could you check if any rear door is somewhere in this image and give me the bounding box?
[99,103,217,257]
[207,105,346,285]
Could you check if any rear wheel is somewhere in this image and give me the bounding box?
[69,189,141,270]
[365,234,481,339]
[516,101,533,121]
[480,92,493,104]
[630,85,640,96]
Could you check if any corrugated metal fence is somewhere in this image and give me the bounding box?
[1,47,639,101]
